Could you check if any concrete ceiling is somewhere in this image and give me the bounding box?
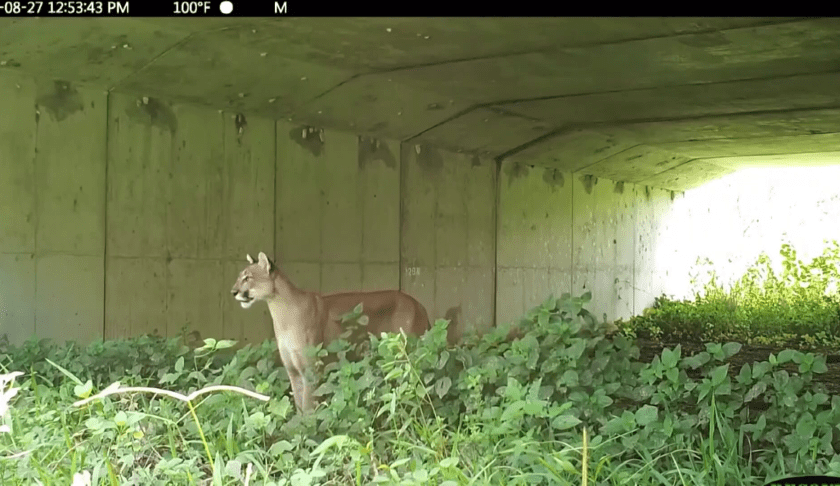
[2,17,839,191]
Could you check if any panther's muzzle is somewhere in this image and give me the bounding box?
[231,289,255,308]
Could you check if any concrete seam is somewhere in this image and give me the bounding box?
[464,67,840,111]
[164,110,174,337]
[102,91,110,339]
[398,143,404,292]
[403,105,484,142]
[499,102,840,162]
[573,144,646,174]
[32,89,40,339]
[358,136,365,289]
[570,170,575,305]
[492,157,501,329]
[107,27,235,93]
[632,185,637,316]
[273,120,278,263]
[304,17,810,104]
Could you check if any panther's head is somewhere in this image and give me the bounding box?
[231,252,275,309]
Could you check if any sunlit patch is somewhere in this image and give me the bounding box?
[654,164,840,305]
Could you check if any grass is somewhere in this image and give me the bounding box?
[1,241,840,485]
[618,240,840,348]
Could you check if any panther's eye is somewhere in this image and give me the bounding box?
[243,275,251,281]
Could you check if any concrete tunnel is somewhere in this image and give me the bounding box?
[1,17,839,347]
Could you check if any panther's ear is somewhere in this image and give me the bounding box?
[246,254,255,264]
[257,252,273,272]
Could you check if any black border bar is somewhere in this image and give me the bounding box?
[0,0,607,17]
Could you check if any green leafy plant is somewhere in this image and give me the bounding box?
[619,240,840,348]
[1,287,839,484]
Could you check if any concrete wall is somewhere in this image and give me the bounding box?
[401,145,496,340]
[1,70,682,347]
[496,161,675,326]
[0,74,107,346]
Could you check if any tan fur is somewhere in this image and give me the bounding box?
[231,252,434,413]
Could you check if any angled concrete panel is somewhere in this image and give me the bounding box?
[582,145,692,184]
[166,258,224,339]
[496,267,524,326]
[0,73,37,254]
[703,150,840,170]
[222,113,276,261]
[106,93,172,258]
[389,20,840,105]
[463,266,495,334]
[401,143,443,323]
[497,162,574,325]
[321,263,363,295]
[465,156,496,268]
[0,19,196,88]
[0,253,35,345]
[117,31,348,119]
[35,254,103,345]
[634,186,677,313]
[34,81,107,255]
[614,107,840,144]
[300,78,472,141]
[570,175,599,312]
[401,144,496,335]
[359,136,400,265]
[104,257,167,339]
[281,262,321,294]
[276,125,400,295]
[435,157,469,268]
[361,263,400,292]
[320,130,362,263]
[276,121,323,263]
[507,129,637,174]
[168,105,225,259]
[572,176,637,323]
[657,132,840,159]
[504,72,840,127]
[613,182,637,322]
[413,107,553,158]
[641,160,732,192]
[497,162,573,269]
[400,143,438,270]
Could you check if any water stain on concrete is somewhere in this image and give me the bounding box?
[415,144,444,176]
[124,96,178,134]
[471,156,482,168]
[36,81,84,122]
[235,113,247,134]
[234,113,247,145]
[289,125,324,157]
[579,174,596,194]
[358,136,396,170]
[542,168,564,190]
[504,162,529,185]
[614,181,625,194]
